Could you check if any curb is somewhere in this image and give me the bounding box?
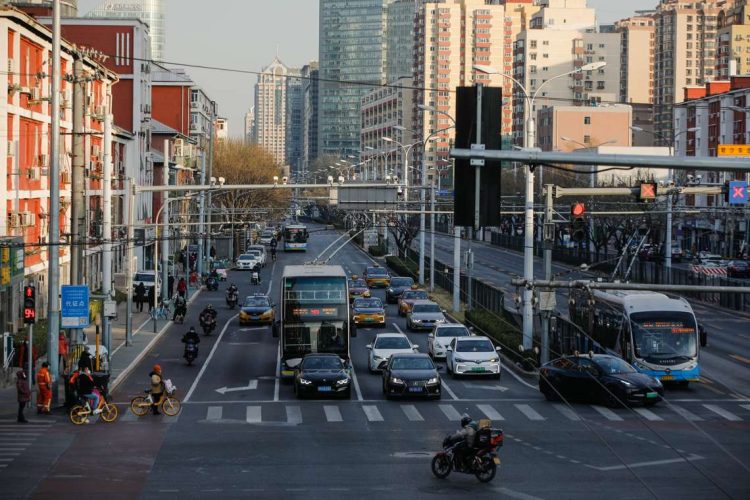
[109,288,202,393]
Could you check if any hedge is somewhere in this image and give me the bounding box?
[465,308,539,370]
[368,245,387,257]
[385,256,417,279]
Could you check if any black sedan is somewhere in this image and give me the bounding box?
[385,276,415,304]
[382,353,441,399]
[293,354,351,399]
[539,354,664,407]
[727,260,750,278]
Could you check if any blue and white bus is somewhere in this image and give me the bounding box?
[283,224,309,251]
[569,290,700,384]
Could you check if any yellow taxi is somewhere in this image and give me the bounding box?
[398,287,429,317]
[239,294,275,325]
[351,297,386,327]
[363,265,391,288]
[348,276,371,302]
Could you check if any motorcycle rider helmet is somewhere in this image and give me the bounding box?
[189,327,196,333]
[460,413,473,427]
[207,304,213,310]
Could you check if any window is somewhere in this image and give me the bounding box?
[583,135,591,144]
[597,81,605,90]
[530,40,537,49]
[584,116,591,125]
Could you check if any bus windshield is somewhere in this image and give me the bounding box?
[285,227,308,243]
[283,276,348,356]
[630,311,697,362]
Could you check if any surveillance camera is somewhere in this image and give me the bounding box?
[327,175,334,185]
[210,176,216,185]
[338,175,345,184]
[282,176,288,185]
[695,174,702,181]
[397,186,403,195]
[218,176,225,186]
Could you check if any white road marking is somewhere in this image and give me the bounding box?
[401,405,424,422]
[214,379,258,395]
[362,405,384,422]
[0,432,41,436]
[439,404,462,421]
[183,313,239,402]
[476,404,504,421]
[514,404,545,421]
[552,404,581,421]
[703,404,742,421]
[591,405,623,421]
[587,454,704,471]
[246,406,262,424]
[206,406,222,421]
[440,380,459,400]
[286,405,303,425]
[740,404,750,412]
[350,362,364,402]
[669,405,704,422]
[273,343,281,402]
[634,407,663,421]
[324,405,343,422]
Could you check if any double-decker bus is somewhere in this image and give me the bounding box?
[283,224,309,251]
[569,289,700,384]
[273,265,354,378]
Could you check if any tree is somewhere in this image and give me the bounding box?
[388,214,420,258]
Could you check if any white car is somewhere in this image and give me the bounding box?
[446,336,501,378]
[366,333,418,372]
[245,247,266,267]
[428,324,473,360]
[259,230,275,245]
[235,253,259,270]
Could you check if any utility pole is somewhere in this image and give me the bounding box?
[429,177,435,292]
[161,140,170,305]
[197,153,206,277]
[47,0,62,402]
[467,83,484,312]
[206,104,216,271]
[453,225,460,313]
[125,177,135,346]
[70,56,85,344]
[540,184,554,364]
[102,92,113,359]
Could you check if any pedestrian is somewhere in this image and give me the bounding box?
[17,340,37,379]
[77,346,93,372]
[135,281,146,312]
[177,277,187,298]
[147,286,155,313]
[16,369,30,423]
[58,332,69,373]
[167,275,175,300]
[36,362,52,414]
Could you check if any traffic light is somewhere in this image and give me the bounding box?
[570,202,587,243]
[23,285,36,324]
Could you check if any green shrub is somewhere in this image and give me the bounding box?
[385,256,417,279]
[465,308,538,370]
[368,245,386,257]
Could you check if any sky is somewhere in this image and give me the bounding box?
[77,0,658,139]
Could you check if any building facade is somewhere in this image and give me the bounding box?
[385,0,418,83]
[85,0,165,61]
[717,0,750,79]
[615,13,656,104]
[318,0,385,158]
[253,57,288,165]
[537,104,633,152]
[285,68,304,175]
[244,107,255,143]
[216,117,228,140]
[301,62,319,179]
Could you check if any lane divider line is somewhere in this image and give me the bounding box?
[183,313,239,402]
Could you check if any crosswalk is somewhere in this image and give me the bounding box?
[0,419,56,472]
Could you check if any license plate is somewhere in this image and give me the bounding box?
[364,318,374,322]
[646,392,659,399]
[493,457,501,465]
[318,386,332,392]
[471,367,486,373]
[661,375,675,381]
[251,316,259,320]
[408,387,423,393]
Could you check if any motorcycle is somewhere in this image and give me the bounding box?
[200,315,217,336]
[431,427,503,483]
[205,276,219,291]
[184,342,198,366]
[226,290,238,309]
[251,271,261,286]
[173,305,186,324]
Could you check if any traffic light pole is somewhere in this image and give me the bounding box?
[540,185,554,365]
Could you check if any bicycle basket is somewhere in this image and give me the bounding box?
[164,379,176,395]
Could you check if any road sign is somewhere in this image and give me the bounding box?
[61,285,90,328]
[727,180,748,205]
[717,144,750,157]
[639,182,657,200]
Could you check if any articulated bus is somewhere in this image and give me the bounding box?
[283,224,309,251]
[569,289,700,384]
[273,265,354,378]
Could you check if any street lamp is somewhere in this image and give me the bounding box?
[473,60,607,351]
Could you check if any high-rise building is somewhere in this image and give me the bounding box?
[653,0,725,145]
[615,14,656,104]
[385,0,418,83]
[244,107,255,144]
[286,68,304,175]
[85,0,166,61]
[717,0,750,79]
[301,62,319,178]
[318,0,385,158]
[253,57,289,165]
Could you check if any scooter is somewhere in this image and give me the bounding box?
[200,316,216,336]
[251,271,261,286]
[184,342,198,366]
[173,305,186,324]
[226,290,238,309]
[205,276,219,291]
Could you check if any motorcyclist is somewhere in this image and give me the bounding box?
[199,304,218,327]
[172,294,187,321]
[447,413,478,469]
[226,283,238,300]
[181,327,201,356]
[270,245,277,261]
[251,263,262,285]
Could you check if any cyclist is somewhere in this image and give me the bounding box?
[270,245,277,262]
[149,365,164,415]
[71,367,100,423]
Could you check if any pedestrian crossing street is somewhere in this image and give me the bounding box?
[115,400,750,427]
[0,419,56,472]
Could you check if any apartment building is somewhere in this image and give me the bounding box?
[615,14,656,104]
[301,62,319,178]
[253,57,288,165]
[537,104,633,152]
[717,0,750,78]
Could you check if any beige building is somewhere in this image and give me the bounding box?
[215,117,228,141]
[537,104,633,152]
[253,57,288,164]
[615,14,656,104]
[717,0,750,78]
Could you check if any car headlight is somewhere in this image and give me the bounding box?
[455,357,468,363]
[412,318,422,323]
[426,377,439,385]
[373,355,384,361]
[652,377,663,387]
[684,362,697,371]
[336,378,349,386]
[261,310,273,318]
[619,379,634,387]
[364,291,371,297]
[299,378,312,385]
[488,358,499,363]
[435,318,446,323]
[390,377,404,385]
[386,288,393,293]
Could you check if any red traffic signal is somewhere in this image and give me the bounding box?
[639,182,657,201]
[23,285,36,324]
[571,202,586,217]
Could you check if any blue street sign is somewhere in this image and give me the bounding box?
[61,285,90,328]
[728,180,748,206]
[437,190,454,197]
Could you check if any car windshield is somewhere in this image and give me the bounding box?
[349,279,367,288]
[412,303,441,313]
[436,326,471,338]
[247,250,262,257]
[134,273,155,282]
[354,298,382,308]
[595,357,636,374]
[374,337,412,350]
[262,231,274,237]
[391,277,413,287]
[402,290,428,300]
[630,311,698,362]
[367,267,387,276]
[390,357,434,370]
[455,339,495,352]
[243,297,269,307]
[238,255,253,261]
[302,356,343,370]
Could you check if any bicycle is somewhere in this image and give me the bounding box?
[150,299,171,320]
[130,381,181,417]
[69,390,119,425]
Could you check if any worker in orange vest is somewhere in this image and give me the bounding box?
[36,362,52,414]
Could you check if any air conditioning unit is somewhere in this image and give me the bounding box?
[190,101,199,110]
[60,171,71,184]
[37,154,48,166]
[61,99,70,110]
[26,167,40,180]
[20,212,35,227]
[95,105,105,116]
[19,86,31,95]
[7,213,18,228]
[28,87,39,101]
[92,144,101,158]
[7,140,16,156]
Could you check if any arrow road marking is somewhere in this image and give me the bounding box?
[215,379,259,395]
[462,383,509,392]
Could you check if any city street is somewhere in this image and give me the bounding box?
[1,225,749,499]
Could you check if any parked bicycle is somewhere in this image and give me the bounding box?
[150,299,171,320]
[130,380,181,417]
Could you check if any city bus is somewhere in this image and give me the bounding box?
[273,265,354,378]
[569,289,700,384]
[283,224,309,251]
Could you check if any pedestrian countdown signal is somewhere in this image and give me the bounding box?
[23,285,36,324]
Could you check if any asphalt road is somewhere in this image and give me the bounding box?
[2,224,749,499]
[427,232,750,398]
